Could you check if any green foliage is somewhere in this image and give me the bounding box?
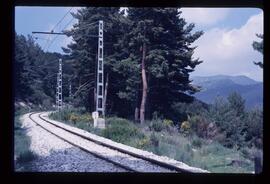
[14,112,37,170]
[192,137,202,148]
[69,113,79,124]
[15,33,66,107]
[252,33,263,68]
[163,119,173,127]
[252,34,263,54]
[152,111,162,120]
[61,7,204,119]
[48,109,257,173]
[50,108,93,125]
[150,132,159,147]
[17,151,36,164]
[14,103,30,116]
[50,110,104,137]
[206,93,262,149]
[80,113,93,122]
[171,100,208,122]
[227,92,246,117]
[188,115,218,139]
[180,121,191,136]
[245,108,263,148]
[136,137,151,149]
[14,7,262,173]
[148,118,175,133]
[149,119,165,132]
[169,91,262,151]
[102,117,144,143]
[63,7,130,113]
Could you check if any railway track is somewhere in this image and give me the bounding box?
[28,112,209,173]
[28,112,136,172]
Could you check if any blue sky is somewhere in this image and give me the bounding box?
[15,7,80,53]
[15,7,263,81]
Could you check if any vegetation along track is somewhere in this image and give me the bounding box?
[28,112,209,173]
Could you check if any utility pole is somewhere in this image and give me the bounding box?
[57,59,63,111]
[32,22,101,113]
[56,73,59,109]
[96,20,104,116]
[32,31,66,111]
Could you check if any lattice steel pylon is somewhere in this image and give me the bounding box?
[56,58,63,111]
[56,73,59,109]
[96,20,104,116]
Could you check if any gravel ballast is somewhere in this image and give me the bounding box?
[41,111,208,173]
[17,113,127,172]
[31,112,176,172]
[17,112,209,173]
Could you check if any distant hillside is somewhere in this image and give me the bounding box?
[191,75,263,109]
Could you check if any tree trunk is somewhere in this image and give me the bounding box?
[140,42,147,124]
[103,73,109,117]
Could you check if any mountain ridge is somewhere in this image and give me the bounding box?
[191,75,263,109]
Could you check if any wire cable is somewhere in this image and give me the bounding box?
[51,7,73,32]
[42,8,73,51]
[45,17,75,52]
[69,21,99,33]
[34,36,50,41]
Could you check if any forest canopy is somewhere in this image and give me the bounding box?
[61,7,204,122]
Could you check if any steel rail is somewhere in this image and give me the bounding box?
[28,112,137,172]
[29,111,207,173]
[37,112,197,173]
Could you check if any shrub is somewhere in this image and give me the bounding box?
[42,99,52,110]
[102,117,144,143]
[69,113,79,124]
[245,108,263,148]
[240,147,250,159]
[105,117,131,125]
[208,93,255,150]
[181,121,190,130]
[152,111,163,120]
[17,151,36,164]
[180,121,191,136]
[80,113,93,122]
[242,146,262,161]
[213,132,226,143]
[163,119,173,127]
[192,137,202,148]
[55,108,74,121]
[171,100,209,123]
[137,137,151,149]
[188,115,210,138]
[227,92,246,117]
[149,119,165,132]
[150,133,159,147]
[14,113,37,169]
[163,119,176,134]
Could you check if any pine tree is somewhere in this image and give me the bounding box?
[63,7,128,113]
[252,34,263,68]
[15,33,65,107]
[119,8,203,123]
[62,8,203,121]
